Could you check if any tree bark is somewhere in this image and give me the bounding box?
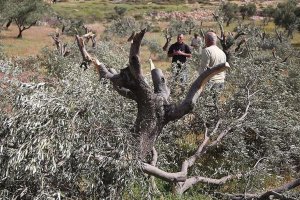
[17,25,23,38]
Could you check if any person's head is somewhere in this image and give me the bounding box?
[194,33,199,38]
[204,31,217,47]
[177,34,184,44]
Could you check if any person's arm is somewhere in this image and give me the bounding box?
[177,51,191,58]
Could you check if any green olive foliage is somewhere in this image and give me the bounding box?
[221,2,239,26]
[0,24,300,199]
[104,17,152,38]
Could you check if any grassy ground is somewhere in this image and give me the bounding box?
[52,0,193,22]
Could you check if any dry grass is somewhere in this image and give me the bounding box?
[0,25,57,57]
[0,23,174,75]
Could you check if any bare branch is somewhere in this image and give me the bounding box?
[143,118,233,191]
[259,191,297,200]
[272,178,300,194]
[162,28,172,51]
[178,174,242,194]
[234,31,246,40]
[282,52,293,63]
[82,32,96,48]
[129,29,146,79]
[213,13,224,38]
[51,33,70,57]
[142,163,187,182]
[76,35,138,100]
[76,35,114,79]
[275,28,283,43]
[235,38,246,52]
[181,128,210,172]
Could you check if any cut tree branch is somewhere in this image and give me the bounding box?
[178,174,242,194]
[76,35,114,79]
[142,163,187,182]
[149,59,170,101]
[75,35,136,100]
[129,29,146,79]
[51,33,70,57]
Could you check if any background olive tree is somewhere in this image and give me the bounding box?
[239,3,257,21]
[1,0,51,38]
[220,2,239,26]
[273,0,300,38]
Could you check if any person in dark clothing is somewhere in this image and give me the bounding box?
[168,33,192,63]
[167,34,192,82]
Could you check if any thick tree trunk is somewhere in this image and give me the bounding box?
[17,30,23,38]
[5,19,12,29]
[136,96,165,158]
[226,19,231,27]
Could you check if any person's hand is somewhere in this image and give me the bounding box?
[173,50,184,55]
[177,50,184,55]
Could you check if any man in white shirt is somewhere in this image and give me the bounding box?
[198,31,226,89]
[198,31,227,107]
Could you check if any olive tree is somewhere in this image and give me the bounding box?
[0,42,143,199]
[221,2,239,26]
[239,3,257,20]
[261,5,275,25]
[1,0,51,38]
[273,0,300,38]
